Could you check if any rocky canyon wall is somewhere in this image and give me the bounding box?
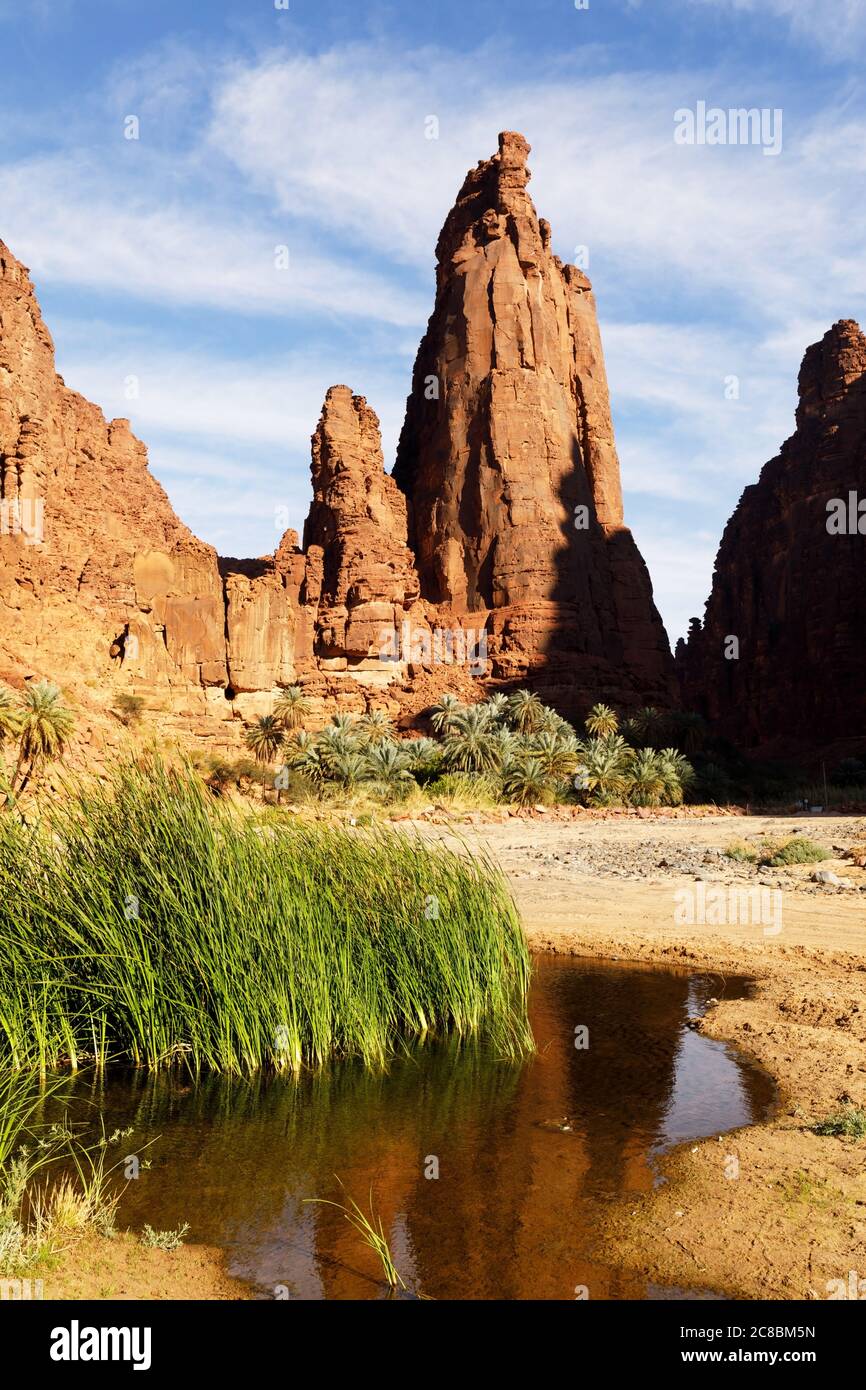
[677,320,866,756]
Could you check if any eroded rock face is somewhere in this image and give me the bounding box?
[0,239,227,710]
[393,132,674,715]
[1,133,677,739]
[678,320,866,754]
[302,386,425,681]
[221,531,307,696]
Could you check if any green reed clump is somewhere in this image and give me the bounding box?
[0,755,533,1074]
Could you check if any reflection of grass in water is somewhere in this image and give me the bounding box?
[0,753,533,1074]
[306,1185,407,1292]
[0,1070,140,1275]
[42,1037,528,1252]
[62,1034,526,1155]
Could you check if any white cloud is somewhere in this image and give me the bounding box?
[207,46,866,335]
[0,156,427,328]
[686,0,866,58]
[52,336,411,560]
[57,341,408,461]
[635,520,723,645]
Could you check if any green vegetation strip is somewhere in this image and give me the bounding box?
[0,756,533,1074]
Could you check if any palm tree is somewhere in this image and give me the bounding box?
[316,725,363,773]
[10,680,75,798]
[535,706,574,738]
[491,726,520,765]
[329,713,360,735]
[626,706,669,748]
[406,737,443,781]
[0,685,23,808]
[577,734,629,803]
[365,740,414,793]
[0,686,22,744]
[283,730,324,784]
[506,689,545,734]
[528,731,580,782]
[359,710,394,745]
[484,693,509,724]
[330,751,372,790]
[274,685,309,731]
[443,705,501,774]
[244,715,285,799]
[668,711,708,756]
[626,747,666,806]
[584,702,619,738]
[657,748,695,806]
[316,722,361,756]
[503,756,552,807]
[429,693,465,734]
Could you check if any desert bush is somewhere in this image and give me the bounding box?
[724,840,758,863]
[114,693,145,727]
[759,836,829,867]
[811,1106,866,1139]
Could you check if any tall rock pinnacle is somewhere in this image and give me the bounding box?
[302,385,422,671]
[393,132,674,710]
[678,320,866,753]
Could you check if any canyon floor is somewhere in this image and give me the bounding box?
[422,810,866,1301]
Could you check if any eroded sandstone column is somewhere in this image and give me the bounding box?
[393,133,674,712]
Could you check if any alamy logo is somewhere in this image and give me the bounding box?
[674,102,782,156]
[0,1277,43,1300]
[674,883,782,936]
[379,620,487,676]
[0,497,43,544]
[826,1270,866,1299]
[50,1320,152,1371]
[826,492,866,534]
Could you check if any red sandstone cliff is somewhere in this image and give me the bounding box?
[677,320,866,755]
[0,237,227,714]
[393,132,675,715]
[0,133,678,742]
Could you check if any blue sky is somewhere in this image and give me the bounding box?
[1,0,864,642]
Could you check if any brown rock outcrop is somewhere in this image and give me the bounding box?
[221,531,306,697]
[0,238,227,712]
[302,386,425,682]
[678,320,866,754]
[393,132,674,715]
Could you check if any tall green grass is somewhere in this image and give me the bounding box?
[0,755,533,1073]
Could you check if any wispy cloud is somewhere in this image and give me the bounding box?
[208,46,866,331]
[0,156,427,327]
[53,333,411,559]
[685,0,866,59]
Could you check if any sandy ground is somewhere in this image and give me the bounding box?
[32,1231,249,1301]
[416,810,866,1301]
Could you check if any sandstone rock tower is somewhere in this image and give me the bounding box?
[678,320,866,753]
[393,132,674,713]
[302,385,423,674]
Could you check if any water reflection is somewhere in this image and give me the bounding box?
[51,957,773,1300]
